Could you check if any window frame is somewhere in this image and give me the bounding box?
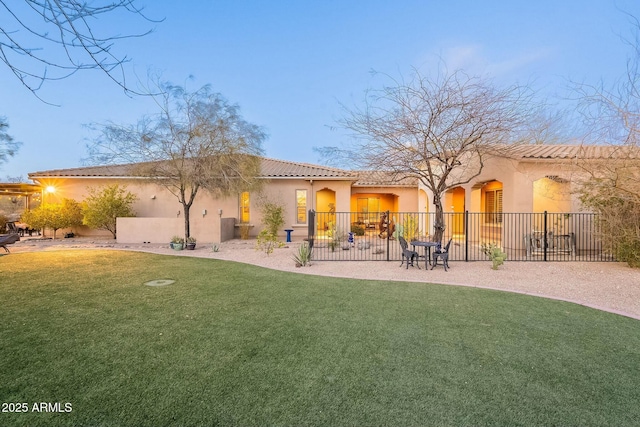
[485,189,503,224]
[295,189,307,224]
[239,191,250,223]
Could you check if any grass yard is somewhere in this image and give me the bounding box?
[1,250,639,426]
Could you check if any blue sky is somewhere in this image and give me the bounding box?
[2,0,639,179]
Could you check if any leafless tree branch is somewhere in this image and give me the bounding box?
[319,67,536,241]
[0,0,159,100]
[85,81,266,239]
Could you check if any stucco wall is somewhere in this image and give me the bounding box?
[418,155,591,215]
[116,215,223,244]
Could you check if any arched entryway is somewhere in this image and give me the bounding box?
[445,186,466,235]
[533,176,570,213]
[316,188,336,236]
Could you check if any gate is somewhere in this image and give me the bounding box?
[307,210,615,262]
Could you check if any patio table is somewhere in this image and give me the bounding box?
[410,240,439,269]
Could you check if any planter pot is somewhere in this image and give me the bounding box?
[186,242,196,250]
[172,243,184,251]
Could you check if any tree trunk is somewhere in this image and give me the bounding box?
[433,194,445,243]
[183,203,191,239]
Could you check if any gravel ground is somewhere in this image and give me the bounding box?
[7,236,640,320]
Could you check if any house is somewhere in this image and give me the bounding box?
[22,144,628,247]
[27,157,418,244]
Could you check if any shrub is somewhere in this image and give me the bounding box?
[239,223,251,240]
[351,224,365,236]
[292,241,313,267]
[21,198,83,239]
[0,214,7,233]
[617,238,640,268]
[82,184,137,239]
[481,242,507,270]
[260,201,286,236]
[401,214,420,242]
[255,229,280,255]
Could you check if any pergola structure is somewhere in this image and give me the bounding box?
[0,182,42,219]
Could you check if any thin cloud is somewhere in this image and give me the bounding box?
[437,44,555,78]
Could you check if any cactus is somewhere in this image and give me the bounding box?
[481,242,507,270]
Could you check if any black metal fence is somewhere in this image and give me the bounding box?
[307,210,616,262]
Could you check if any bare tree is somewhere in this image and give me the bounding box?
[320,68,533,242]
[573,14,640,267]
[86,82,266,239]
[524,108,577,145]
[0,116,21,170]
[0,0,157,98]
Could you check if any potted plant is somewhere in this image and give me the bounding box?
[170,235,184,250]
[185,236,196,250]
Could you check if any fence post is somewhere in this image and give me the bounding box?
[308,209,315,251]
[386,210,391,261]
[543,210,548,262]
[464,210,469,262]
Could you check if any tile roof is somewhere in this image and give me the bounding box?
[503,144,640,160]
[258,157,357,179]
[29,144,632,185]
[352,170,418,187]
[28,157,357,180]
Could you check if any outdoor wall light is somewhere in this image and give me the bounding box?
[202,209,207,217]
[218,208,223,216]
[151,195,156,200]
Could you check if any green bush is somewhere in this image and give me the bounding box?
[0,214,7,233]
[21,198,83,239]
[255,229,284,255]
[350,224,365,236]
[82,184,137,239]
[260,201,286,236]
[617,238,640,268]
[401,214,420,242]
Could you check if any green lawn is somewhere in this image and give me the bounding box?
[1,250,639,426]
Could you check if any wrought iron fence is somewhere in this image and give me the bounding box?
[307,210,616,262]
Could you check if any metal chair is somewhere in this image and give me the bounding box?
[399,236,420,269]
[431,239,452,271]
[0,233,20,253]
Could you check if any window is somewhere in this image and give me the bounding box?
[296,190,307,224]
[485,189,503,223]
[356,197,380,224]
[239,192,250,223]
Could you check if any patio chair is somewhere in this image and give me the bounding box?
[399,236,420,269]
[0,233,20,253]
[6,222,19,234]
[431,239,452,271]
